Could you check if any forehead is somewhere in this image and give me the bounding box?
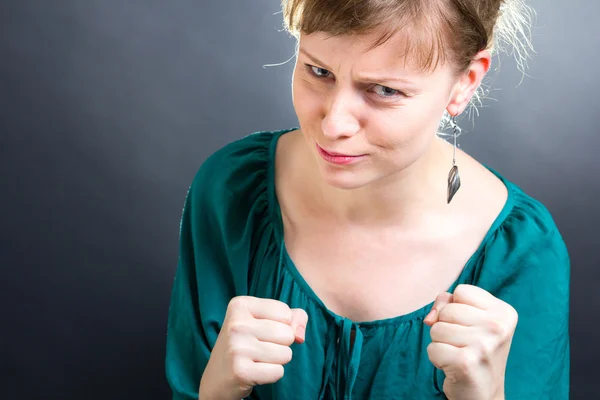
[298,25,448,76]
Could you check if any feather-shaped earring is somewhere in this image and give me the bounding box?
[447,116,461,204]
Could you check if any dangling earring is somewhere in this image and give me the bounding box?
[447,116,461,204]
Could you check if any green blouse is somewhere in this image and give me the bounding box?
[165,128,570,399]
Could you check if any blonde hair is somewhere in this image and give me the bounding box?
[280,0,535,133]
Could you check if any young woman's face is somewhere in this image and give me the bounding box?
[292,29,461,190]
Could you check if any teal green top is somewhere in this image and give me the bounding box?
[165,128,570,400]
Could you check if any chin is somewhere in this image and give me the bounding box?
[316,163,375,190]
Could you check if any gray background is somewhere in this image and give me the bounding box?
[1,0,596,399]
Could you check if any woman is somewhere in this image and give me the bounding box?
[166,0,570,399]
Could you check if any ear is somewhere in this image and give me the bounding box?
[446,50,492,116]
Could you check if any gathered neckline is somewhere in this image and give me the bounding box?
[265,127,517,327]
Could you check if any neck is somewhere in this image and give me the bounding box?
[305,136,456,228]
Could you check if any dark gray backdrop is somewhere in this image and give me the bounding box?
[1,1,597,399]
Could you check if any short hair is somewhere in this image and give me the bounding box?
[281,0,535,130]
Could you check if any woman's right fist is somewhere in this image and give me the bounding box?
[199,296,308,400]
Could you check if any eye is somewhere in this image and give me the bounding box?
[307,64,332,78]
[304,63,406,100]
[372,85,402,98]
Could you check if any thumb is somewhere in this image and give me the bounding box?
[424,292,453,326]
[290,308,308,344]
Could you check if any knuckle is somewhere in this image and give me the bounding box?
[429,322,442,339]
[277,302,293,324]
[429,322,438,334]
[277,300,291,312]
[426,342,436,358]
[487,319,507,336]
[480,338,496,357]
[229,296,249,312]
[283,325,296,344]
[458,349,479,373]
[228,320,252,335]
[264,299,292,324]
[273,364,285,380]
[437,305,452,322]
[508,306,519,326]
[282,346,293,364]
[228,341,248,359]
[429,325,437,339]
[274,323,295,344]
[453,283,472,302]
[488,317,514,341]
[231,358,251,384]
[454,284,469,298]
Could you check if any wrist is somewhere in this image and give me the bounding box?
[199,373,248,400]
[491,385,505,400]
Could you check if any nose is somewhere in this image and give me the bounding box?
[321,91,360,140]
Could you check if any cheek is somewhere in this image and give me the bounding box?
[292,74,324,120]
[364,100,443,156]
[363,110,422,150]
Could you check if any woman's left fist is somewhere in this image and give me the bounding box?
[424,284,518,400]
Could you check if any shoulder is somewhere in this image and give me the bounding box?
[185,129,295,210]
[459,156,568,263]
[482,176,571,400]
[177,129,293,292]
[501,177,568,260]
[472,163,568,255]
[477,169,569,290]
[189,130,274,197]
[181,128,297,250]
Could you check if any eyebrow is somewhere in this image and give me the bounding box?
[299,48,333,70]
[298,48,417,86]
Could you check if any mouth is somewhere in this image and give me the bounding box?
[316,143,367,165]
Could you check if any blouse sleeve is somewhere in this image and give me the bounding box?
[476,190,570,400]
[165,132,273,399]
